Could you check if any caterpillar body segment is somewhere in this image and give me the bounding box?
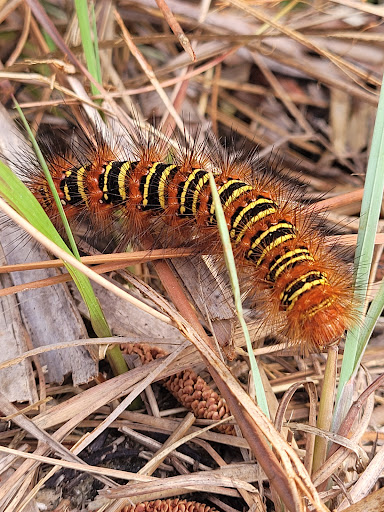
[29,131,356,352]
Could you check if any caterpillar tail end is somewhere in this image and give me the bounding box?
[287,298,355,353]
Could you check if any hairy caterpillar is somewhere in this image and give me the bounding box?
[24,118,356,352]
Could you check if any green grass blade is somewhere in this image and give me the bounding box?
[42,30,56,52]
[336,72,384,406]
[208,172,270,418]
[355,280,384,365]
[74,0,102,96]
[90,3,102,85]
[14,100,81,259]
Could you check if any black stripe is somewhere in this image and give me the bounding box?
[99,161,132,204]
[180,170,208,216]
[218,179,249,205]
[207,179,249,225]
[230,198,277,236]
[60,167,87,205]
[159,165,178,209]
[207,193,214,224]
[267,247,311,282]
[282,271,326,307]
[177,179,185,214]
[247,223,296,262]
[140,163,176,211]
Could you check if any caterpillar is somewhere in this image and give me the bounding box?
[24,118,356,353]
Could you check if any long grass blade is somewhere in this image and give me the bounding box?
[208,172,270,418]
[335,72,384,413]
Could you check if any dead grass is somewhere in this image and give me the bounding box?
[0,1,384,511]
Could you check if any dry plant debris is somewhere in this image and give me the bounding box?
[0,1,383,512]
[121,343,234,435]
[121,499,218,512]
